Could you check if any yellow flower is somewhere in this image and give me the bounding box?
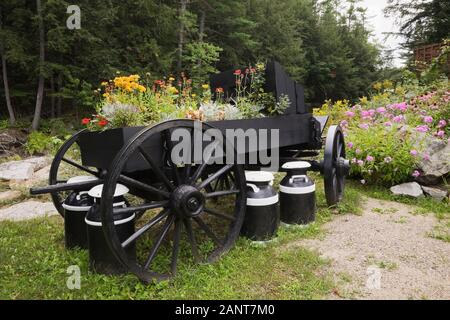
[382,80,393,89]
[169,77,176,81]
[101,82,108,87]
[168,86,179,94]
[202,84,209,90]
[138,85,147,93]
[373,82,382,91]
[359,96,368,105]
[191,93,197,98]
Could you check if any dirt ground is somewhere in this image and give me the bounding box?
[294,197,450,300]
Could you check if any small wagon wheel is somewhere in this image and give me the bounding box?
[100,120,246,282]
[323,125,350,206]
[49,129,101,217]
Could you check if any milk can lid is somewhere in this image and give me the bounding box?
[282,161,311,170]
[245,171,274,183]
[88,184,129,198]
[67,175,98,184]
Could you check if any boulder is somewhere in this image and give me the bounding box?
[413,134,450,185]
[0,190,22,203]
[0,157,51,181]
[0,201,57,221]
[421,186,448,202]
[390,182,424,198]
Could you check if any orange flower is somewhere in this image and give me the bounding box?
[81,118,91,125]
[215,87,224,93]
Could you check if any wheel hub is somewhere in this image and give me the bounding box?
[170,185,205,218]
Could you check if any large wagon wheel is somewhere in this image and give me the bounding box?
[323,125,350,206]
[100,120,246,282]
[49,129,101,217]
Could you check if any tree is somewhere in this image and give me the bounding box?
[31,0,46,130]
[0,6,15,125]
[385,0,450,47]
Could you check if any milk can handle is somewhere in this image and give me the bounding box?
[76,191,90,200]
[289,175,307,184]
[246,183,260,193]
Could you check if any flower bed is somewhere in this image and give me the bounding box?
[82,63,290,131]
[315,79,450,186]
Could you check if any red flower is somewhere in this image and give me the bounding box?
[245,68,250,74]
[98,119,108,127]
[233,69,242,76]
[215,87,224,93]
[81,118,91,125]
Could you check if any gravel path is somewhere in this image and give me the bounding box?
[293,197,450,300]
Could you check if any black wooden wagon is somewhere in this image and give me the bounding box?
[30,61,350,282]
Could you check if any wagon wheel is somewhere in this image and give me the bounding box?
[49,129,101,217]
[100,120,246,283]
[323,125,350,206]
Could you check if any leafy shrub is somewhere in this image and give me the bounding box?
[315,78,450,186]
[25,131,64,156]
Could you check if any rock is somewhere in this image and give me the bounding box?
[422,186,448,202]
[413,135,450,185]
[0,201,58,221]
[0,156,50,181]
[0,161,35,180]
[390,182,424,198]
[0,190,22,203]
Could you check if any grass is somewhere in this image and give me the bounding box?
[0,172,363,300]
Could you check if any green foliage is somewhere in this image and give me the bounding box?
[183,41,223,85]
[25,131,63,155]
[347,124,417,186]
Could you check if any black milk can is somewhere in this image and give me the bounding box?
[85,184,136,275]
[280,161,316,225]
[241,171,280,241]
[62,176,97,249]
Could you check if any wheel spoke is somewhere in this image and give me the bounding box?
[170,218,182,275]
[164,130,181,186]
[121,209,169,248]
[62,158,98,176]
[204,207,236,222]
[143,214,175,270]
[188,140,220,184]
[205,189,240,198]
[197,164,233,190]
[114,201,169,216]
[119,174,170,199]
[139,146,175,191]
[193,217,222,246]
[183,164,192,183]
[183,218,200,263]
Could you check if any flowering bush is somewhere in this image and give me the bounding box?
[316,78,450,186]
[83,63,290,130]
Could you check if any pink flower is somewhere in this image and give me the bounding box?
[437,130,445,138]
[345,111,355,118]
[366,155,374,162]
[438,120,447,128]
[416,125,430,133]
[423,154,430,161]
[357,160,364,166]
[351,158,357,164]
[359,123,370,130]
[423,116,433,124]
[355,149,362,155]
[376,107,386,114]
[384,121,392,127]
[393,115,404,123]
[340,120,348,127]
[412,170,421,178]
[393,102,408,112]
[368,109,376,117]
[360,110,371,118]
[410,150,418,156]
[347,142,354,149]
[384,157,392,163]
